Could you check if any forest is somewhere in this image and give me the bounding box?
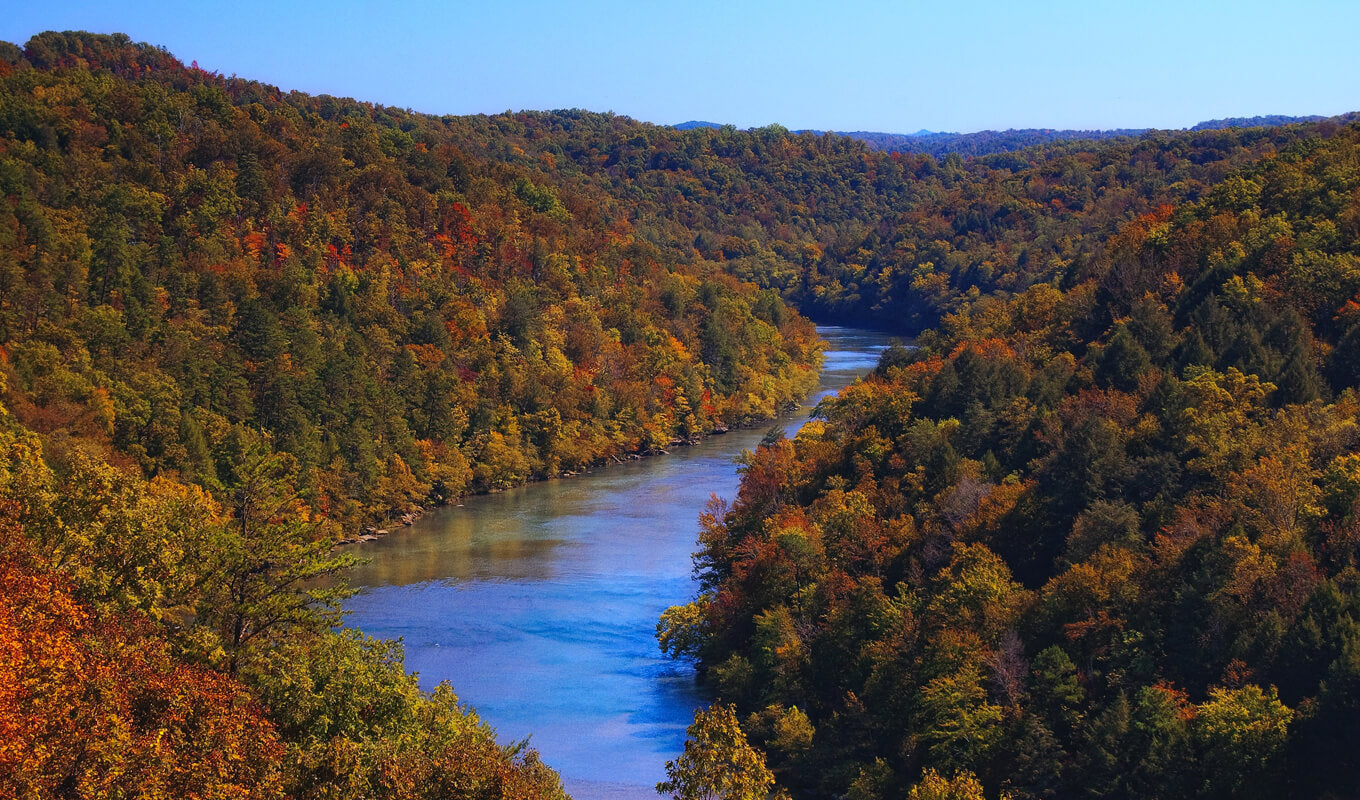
[0,32,823,536]
[660,107,1360,798]
[4,28,1360,800]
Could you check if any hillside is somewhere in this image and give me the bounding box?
[473,109,1343,339]
[0,30,827,800]
[660,110,1360,799]
[0,32,821,536]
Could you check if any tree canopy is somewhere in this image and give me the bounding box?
[7,29,1360,800]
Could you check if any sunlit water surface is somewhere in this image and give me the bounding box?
[341,327,899,799]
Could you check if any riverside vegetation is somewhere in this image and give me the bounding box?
[3,29,1360,800]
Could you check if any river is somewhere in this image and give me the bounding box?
[339,326,897,799]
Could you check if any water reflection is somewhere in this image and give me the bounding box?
[341,326,900,799]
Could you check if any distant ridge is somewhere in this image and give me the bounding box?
[1191,114,1327,130]
[672,114,1348,158]
[817,127,1149,158]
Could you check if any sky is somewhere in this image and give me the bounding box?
[2,0,1358,134]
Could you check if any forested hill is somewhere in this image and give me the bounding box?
[3,31,626,800]
[1192,114,1329,131]
[658,104,1360,798]
[448,107,1350,337]
[0,31,822,536]
[21,29,1332,539]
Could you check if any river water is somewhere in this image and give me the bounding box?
[340,327,897,799]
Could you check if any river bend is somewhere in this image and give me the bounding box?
[340,326,896,799]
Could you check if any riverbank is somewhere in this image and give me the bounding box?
[338,326,897,800]
[334,398,816,546]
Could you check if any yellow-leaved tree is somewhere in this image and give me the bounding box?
[658,703,780,800]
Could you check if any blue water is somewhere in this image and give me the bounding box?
[340,327,897,799]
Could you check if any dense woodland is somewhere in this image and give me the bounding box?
[0,32,823,536]
[5,29,1360,800]
[436,104,1350,339]
[661,109,1360,798]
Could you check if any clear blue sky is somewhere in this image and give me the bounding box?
[3,0,1357,133]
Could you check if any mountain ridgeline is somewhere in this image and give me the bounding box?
[4,29,1360,800]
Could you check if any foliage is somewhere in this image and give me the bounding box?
[662,106,1360,799]
[241,630,568,800]
[658,595,711,660]
[195,434,358,673]
[0,547,286,800]
[658,703,779,800]
[0,31,821,534]
[0,389,564,797]
[905,769,992,800]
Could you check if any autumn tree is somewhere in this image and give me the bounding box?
[0,548,285,799]
[659,704,779,800]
